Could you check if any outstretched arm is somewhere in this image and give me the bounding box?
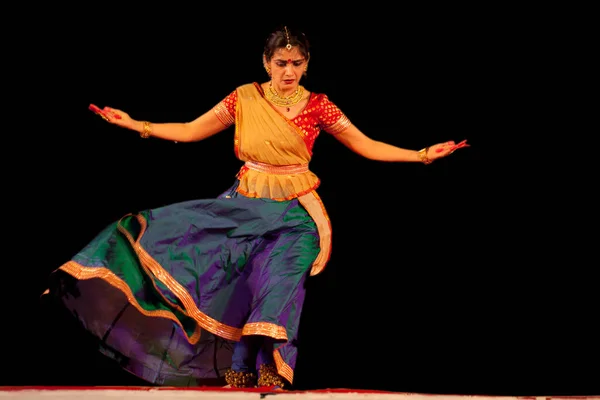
[91,105,229,143]
[332,124,468,164]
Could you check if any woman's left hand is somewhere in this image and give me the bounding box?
[428,139,469,162]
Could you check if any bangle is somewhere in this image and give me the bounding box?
[418,147,432,164]
[141,121,152,138]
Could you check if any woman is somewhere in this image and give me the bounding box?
[44,25,469,389]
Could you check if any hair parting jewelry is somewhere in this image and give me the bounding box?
[284,26,292,50]
[418,147,432,164]
[141,121,152,138]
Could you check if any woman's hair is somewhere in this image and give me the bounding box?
[263,25,310,61]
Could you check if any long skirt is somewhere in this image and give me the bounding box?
[45,181,320,386]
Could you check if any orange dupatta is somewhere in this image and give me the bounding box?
[233,83,331,276]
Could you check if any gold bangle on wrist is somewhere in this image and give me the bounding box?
[418,147,432,164]
[141,121,152,138]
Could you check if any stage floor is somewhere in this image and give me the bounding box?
[1,387,598,400]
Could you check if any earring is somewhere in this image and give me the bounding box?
[264,64,271,77]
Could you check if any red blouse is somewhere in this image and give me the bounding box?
[214,84,352,155]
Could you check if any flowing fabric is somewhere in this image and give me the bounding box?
[45,82,347,386]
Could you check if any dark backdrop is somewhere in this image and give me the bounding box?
[5,5,597,397]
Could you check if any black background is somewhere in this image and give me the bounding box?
[4,4,597,397]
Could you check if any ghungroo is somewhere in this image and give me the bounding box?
[224,369,257,388]
[257,363,287,389]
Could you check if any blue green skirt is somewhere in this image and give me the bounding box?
[46,181,320,386]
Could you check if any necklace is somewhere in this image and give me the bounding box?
[265,82,304,111]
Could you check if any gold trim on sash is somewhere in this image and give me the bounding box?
[244,160,309,174]
[274,348,294,384]
[297,191,332,276]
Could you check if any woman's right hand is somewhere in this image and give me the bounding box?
[90,104,139,131]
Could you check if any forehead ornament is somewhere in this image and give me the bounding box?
[284,26,292,51]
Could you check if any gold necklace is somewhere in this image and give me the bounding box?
[265,82,304,111]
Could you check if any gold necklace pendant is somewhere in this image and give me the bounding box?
[265,83,304,109]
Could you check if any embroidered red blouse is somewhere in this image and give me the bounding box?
[213,83,352,155]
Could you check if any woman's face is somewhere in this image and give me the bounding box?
[266,46,307,92]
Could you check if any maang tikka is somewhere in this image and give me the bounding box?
[284,26,292,50]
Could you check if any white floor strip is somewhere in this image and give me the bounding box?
[1,388,598,400]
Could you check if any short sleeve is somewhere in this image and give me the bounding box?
[317,94,352,135]
[212,90,237,127]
